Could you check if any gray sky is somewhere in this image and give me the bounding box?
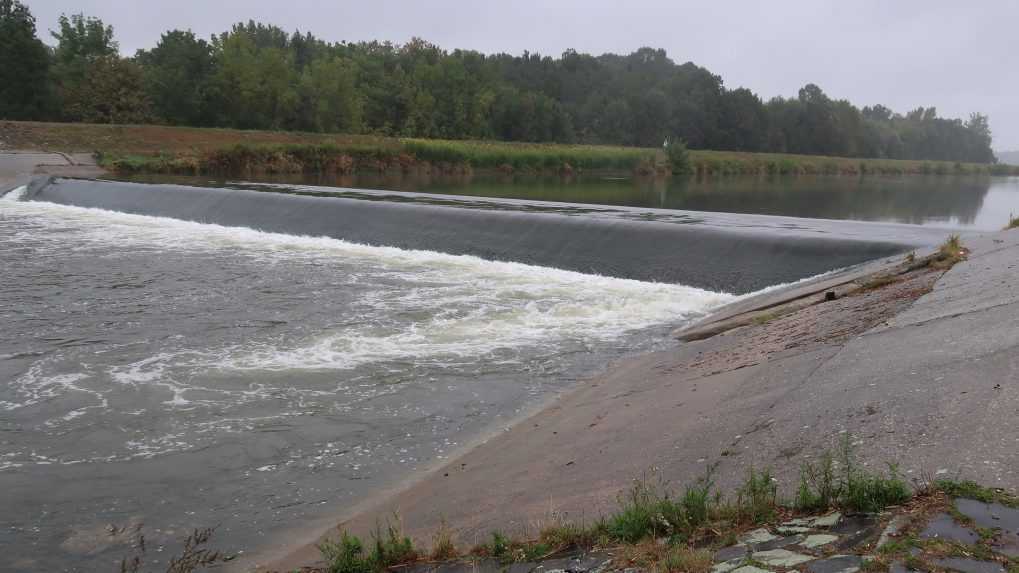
[26,0,1019,149]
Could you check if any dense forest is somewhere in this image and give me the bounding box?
[0,1,998,163]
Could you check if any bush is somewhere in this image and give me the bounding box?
[665,137,692,175]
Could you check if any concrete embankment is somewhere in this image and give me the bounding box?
[267,228,1018,572]
[0,150,103,189]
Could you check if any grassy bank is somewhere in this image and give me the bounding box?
[307,435,1017,573]
[4,120,1019,177]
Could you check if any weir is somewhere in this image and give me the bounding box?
[19,177,939,293]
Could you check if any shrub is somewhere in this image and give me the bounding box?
[665,138,692,175]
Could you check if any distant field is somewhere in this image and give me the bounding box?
[3,120,1017,177]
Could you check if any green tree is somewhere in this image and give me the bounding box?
[295,56,363,133]
[209,31,298,129]
[0,0,51,119]
[49,12,120,120]
[64,56,153,123]
[135,30,215,125]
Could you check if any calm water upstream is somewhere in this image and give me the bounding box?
[125,172,1019,231]
[0,174,1012,571]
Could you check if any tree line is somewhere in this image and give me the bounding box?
[0,1,998,163]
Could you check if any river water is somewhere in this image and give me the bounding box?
[1,174,1014,571]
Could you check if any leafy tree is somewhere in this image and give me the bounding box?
[50,12,117,64]
[0,0,51,119]
[20,15,1001,163]
[295,56,363,133]
[136,30,215,125]
[63,56,153,123]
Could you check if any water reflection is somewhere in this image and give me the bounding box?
[118,171,1019,231]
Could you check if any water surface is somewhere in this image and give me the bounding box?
[120,172,1019,231]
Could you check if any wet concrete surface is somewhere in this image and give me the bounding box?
[270,226,1019,571]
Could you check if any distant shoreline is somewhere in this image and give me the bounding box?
[5,120,1018,179]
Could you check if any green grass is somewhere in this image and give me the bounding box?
[102,140,1019,177]
[1007,213,1019,230]
[794,435,911,513]
[934,479,1019,507]
[318,520,417,573]
[315,435,992,573]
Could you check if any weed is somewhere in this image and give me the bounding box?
[1006,212,1019,230]
[735,467,778,525]
[657,545,713,573]
[430,520,457,561]
[796,450,838,511]
[935,480,1019,507]
[319,518,418,573]
[794,435,910,513]
[117,526,230,573]
[931,234,967,269]
[319,532,376,573]
[539,519,603,549]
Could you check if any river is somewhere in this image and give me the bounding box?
[0,174,1015,571]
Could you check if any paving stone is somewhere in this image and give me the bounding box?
[919,513,979,544]
[783,517,814,527]
[832,514,880,550]
[532,552,614,573]
[801,534,839,548]
[954,498,1019,557]
[932,557,1006,573]
[754,534,806,551]
[889,561,926,573]
[805,555,863,573]
[775,525,813,535]
[507,563,539,573]
[878,515,911,548]
[714,545,749,562]
[831,514,878,535]
[712,560,744,573]
[812,513,843,528]
[752,548,815,567]
[731,567,773,573]
[740,528,778,545]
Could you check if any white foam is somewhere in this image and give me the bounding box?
[1,185,27,201]
[1,199,736,376]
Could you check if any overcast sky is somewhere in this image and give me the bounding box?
[26,0,1019,149]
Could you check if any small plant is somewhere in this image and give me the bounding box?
[794,435,911,513]
[319,532,376,573]
[1007,212,1019,230]
[735,467,778,525]
[931,234,967,269]
[430,520,457,561]
[319,518,418,573]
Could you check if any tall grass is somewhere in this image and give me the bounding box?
[98,136,1019,177]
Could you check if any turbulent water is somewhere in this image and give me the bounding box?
[0,190,735,571]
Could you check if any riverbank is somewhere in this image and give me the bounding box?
[264,227,1019,572]
[4,120,1018,178]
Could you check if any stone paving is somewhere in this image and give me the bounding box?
[401,497,1019,573]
